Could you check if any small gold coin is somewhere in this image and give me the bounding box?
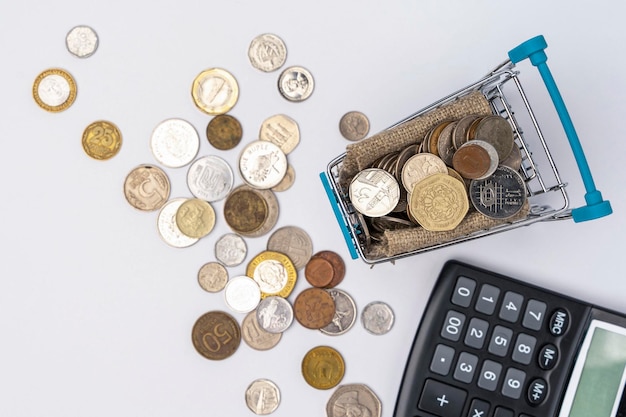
[301,346,345,390]
[259,114,300,154]
[409,173,469,231]
[246,250,297,298]
[191,310,241,360]
[81,120,122,160]
[206,114,243,150]
[123,165,171,211]
[175,198,216,239]
[32,68,77,112]
[191,68,239,115]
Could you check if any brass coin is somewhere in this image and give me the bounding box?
[294,287,336,329]
[191,68,239,115]
[313,250,345,288]
[175,198,216,239]
[223,186,269,235]
[259,114,300,154]
[81,120,122,160]
[32,68,77,112]
[452,142,491,179]
[409,173,469,231]
[191,310,241,360]
[123,165,171,211]
[246,250,297,298]
[206,114,243,150]
[301,346,345,390]
[304,256,334,288]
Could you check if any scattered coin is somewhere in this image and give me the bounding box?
[349,168,400,217]
[123,165,171,211]
[469,165,527,219]
[65,25,99,58]
[175,198,216,239]
[81,120,122,160]
[239,140,288,189]
[224,275,261,314]
[320,289,357,336]
[266,225,313,270]
[186,155,234,202]
[326,384,382,417]
[32,68,77,112]
[191,67,239,115]
[294,287,336,329]
[248,33,287,72]
[314,251,346,289]
[305,256,334,288]
[223,185,269,235]
[197,261,228,292]
[339,111,370,141]
[256,296,294,334]
[246,250,297,298]
[206,114,243,150]
[156,198,199,248]
[245,378,281,415]
[191,310,241,360]
[241,188,280,238]
[278,66,314,102]
[401,153,448,193]
[409,173,469,231]
[242,310,282,351]
[271,164,296,192]
[301,346,345,390]
[259,114,300,154]
[215,233,247,267]
[150,118,199,168]
[361,301,395,335]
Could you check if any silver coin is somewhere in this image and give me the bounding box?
[65,25,99,58]
[36,73,72,107]
[245,378,281,415]
[473,115,515,161]
[469,139,499,180]
[326,384,382,417]
[186,155,234,201]
[224,276,261,314]
[197,262,228,292]
[248,33,287,73]
[469,165,527,219]
[256,296,294,334]
[156,198,199,248]
[215,233,247,267]
[339,111,370,141]
[349,168,400,217]
[150,118,200,168]
[361,301,394,335]
[277,66,314,102]
[242,310,282,351]
[266,225,313,270]
[320,289,357,336]
[239,140,288,189]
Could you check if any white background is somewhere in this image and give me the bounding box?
[1,1,625,416]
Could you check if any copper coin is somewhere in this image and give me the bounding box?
[294,288,336,329]
[191,310,241,360]
[452,142,491,179]
[473,115,514,161]
[206,114,243,150]
[223,186,268,234]
[314,250,346,288]
[304,256,334,288]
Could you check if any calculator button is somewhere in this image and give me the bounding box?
[512,333,537,365]
[477,360,502,392]
[501,368,527,399]
[498,291,524,322]
[431,344,456,376]
[549,308,570,336]
[441,310,466,342]
[452,276,476,307]
[488,325,513,357]
[454,352,478,384]
[522,299,547,331]
[527,378,548,405]
[464,318,489,349]
[467,398,490,417]
[418,379,467,417]
[493,407,514,417]
[475,284,501,315]
[538,343,558,370]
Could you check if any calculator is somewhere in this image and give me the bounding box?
[393,260,626,417]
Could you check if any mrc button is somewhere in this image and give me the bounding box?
[549,308,570,336]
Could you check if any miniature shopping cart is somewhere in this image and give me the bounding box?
[321,35,612,264]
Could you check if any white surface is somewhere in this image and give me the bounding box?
[1,1,625,416]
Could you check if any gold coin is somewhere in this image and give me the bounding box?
[175,198,216,239]
[223,186,269,235]
[301,346,345,390]
[259,114,300,154]
[246,250,297,298]
[32,68,77,112]
[206,114,243,150]
[191,310,241,360]
[409,173,469,231]
[81,120,122,160]
[191,68,239,115]
[123,165,171,211]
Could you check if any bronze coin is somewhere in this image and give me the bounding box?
[191,310,241,360]
[301,346,345,390]
[304,256,334,288]
[314,250,346,288]
[452,143,491,179]
[206,114,243,150]
[223,186,268,234]
[294,287,336,329]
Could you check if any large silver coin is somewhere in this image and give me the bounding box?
[65,25,99,58]
[278,66,314,102]
[266,225,313,270]
[361,301,394,335]
[245,379,281,415]
[186,155,234,201]
[349,168,400,217]
[473,115,515,161]
[320,289,357,336]
[239,140,288,189]
[214,233,247,267]
[469,165,527,219]
[256,296,294,334]
[156,198,199,248]
[326,384,381,417]
[248,33,287,73]
[150,118,199,168]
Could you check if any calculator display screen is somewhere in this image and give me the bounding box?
[558,320,626,417]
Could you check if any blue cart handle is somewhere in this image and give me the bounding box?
[508,35,612,222]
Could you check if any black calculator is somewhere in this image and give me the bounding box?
[393,260,626,417]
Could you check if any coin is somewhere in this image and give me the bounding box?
[271,164,295,192]
[409,173,469,231]
[500,142,522,172]
[242,189,279,238]
[223,185,268,235]
[437,120,458,166]
[469,165,527,219]
[294,287,336,329]
[197,262,228,292]
[326,384,382,417]
[245,379,281,415]
[175,198,216,239]
[339,111,370,141]
[191,68,239,115]
[278,66,314,102]
[206,114,243,150]
[32,68,77,112]
[215,233,247,267]
[248,33,287,72]
[259,114,300,154]
[320,289,357,336]
[266,225,313,270]
[256,296,294,334]
[224,276,261,314]
[451,141,492,180]
[156,198,199,248]
[349,168,401,217]
[361,301,395,335]
[150,118,199,168]
[81,120,122,160]
[453,115,480,150]
[239,140,288,189]
[186,155,234,202]
[301,346,345,390]
[246,250,297,298]
[315,250,346,288]
[242,310,282,351]
[401,153,448,193]
[65,25,98,58]
[473,115,514,161]
[191,310,241,360]
[305,256,334,288]
[427,121,453,156]
[123,165,171,211]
